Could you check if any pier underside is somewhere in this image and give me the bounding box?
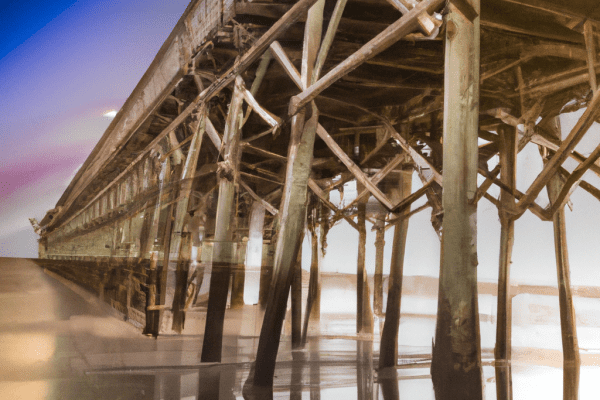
[31,0,600,398]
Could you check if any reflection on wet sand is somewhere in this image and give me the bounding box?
[1,258,598,399]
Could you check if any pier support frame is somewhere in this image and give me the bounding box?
[545,117,580,400]
[494,124,517,400]
[201,77,245,362]
[431,0,483,398]
[379,168,412,369]
[247,102,319,388]
[356,182,374,334]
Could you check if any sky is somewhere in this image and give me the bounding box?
[0,0,191,257]
[2,0,600,288]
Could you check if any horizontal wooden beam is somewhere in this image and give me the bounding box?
[197,0,320,103]
[289,0,445,115]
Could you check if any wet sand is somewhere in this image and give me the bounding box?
[0,257,598,399]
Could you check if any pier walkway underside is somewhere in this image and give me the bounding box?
[32,0,600,398]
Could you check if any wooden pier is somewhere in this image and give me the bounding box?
[32,0,600,398]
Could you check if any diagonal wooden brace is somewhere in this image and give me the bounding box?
[516,90,600,214]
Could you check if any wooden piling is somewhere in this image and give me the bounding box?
[246,202,266,306]
[171,233,192,333]
[165,113,206,331]
[247,103,319,388]
[301,211,322,344]
[545,117,580,400]
[291,246,303,349]
[431,0,483,398]
[378,169,412,369]
[495,124,517,400]
[201,77,245,363]
[356,182,374,334]
[373,208,386,316]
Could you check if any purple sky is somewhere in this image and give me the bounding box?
[0,0,190,257]
[2,0,600,288]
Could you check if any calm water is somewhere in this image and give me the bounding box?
[0,257,598,399]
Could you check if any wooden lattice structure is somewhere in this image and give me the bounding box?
[32,0,600,398]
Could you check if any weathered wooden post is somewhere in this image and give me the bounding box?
[356,182,374,334]
[431,0,483,398]
[301,201,323,344]
[378,168,412,369]
[171,233,192,333]
[245,0,324,389]
[291,246,303,349]
[544,117,580,400]
[201,77,245,363]
[495,124,517,400]
[165,112,206,332]
[246,201,266,305]
[245,103,320,389]
[373,207,386,316]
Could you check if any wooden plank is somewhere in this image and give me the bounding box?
[289,0,445,115]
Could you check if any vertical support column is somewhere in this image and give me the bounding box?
[373,207,386,317]
[201,78,245,363]
[245,202,266,306]
[378,168,412,369]
[356,182,374,334]
[171,233,192,333]
[258,247,274,310]
[431,0,483,398]
[301,208,323,344]
[495,124,517,400]
[246,103,319,389]
[245,0,324,389]
[143,251,159,336]
[164,112,206,332]
[544,118,580,400]
[291,247,303,349]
